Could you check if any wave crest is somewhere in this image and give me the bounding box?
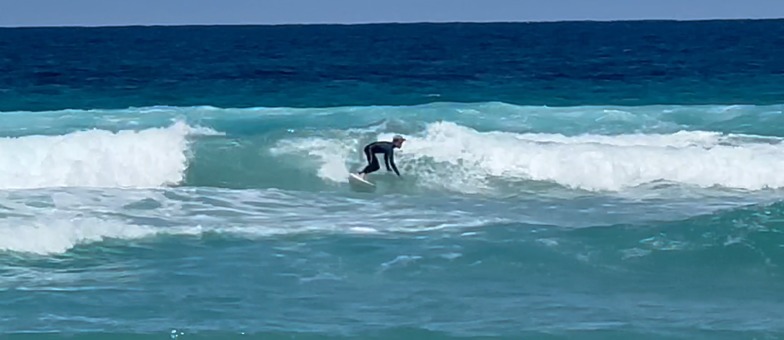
[0,121,212,189]
[271,121,784,193]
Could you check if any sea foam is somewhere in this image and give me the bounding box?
[0,121,212,189]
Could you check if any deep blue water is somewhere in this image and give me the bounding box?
[2,20,784,111]
[1,20,784,339]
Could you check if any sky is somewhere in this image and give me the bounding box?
[1,0,783,27]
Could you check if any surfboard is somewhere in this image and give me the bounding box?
[348,173,376,192]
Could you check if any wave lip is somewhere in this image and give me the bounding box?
[0,121,213,190]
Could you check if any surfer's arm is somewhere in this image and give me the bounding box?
[384,152,392,171]
[387,151,400,176]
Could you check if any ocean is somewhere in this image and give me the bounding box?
[1,20,784,339]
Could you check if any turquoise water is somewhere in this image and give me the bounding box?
[2,21,784,339]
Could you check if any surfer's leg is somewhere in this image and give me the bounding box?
[359,148,372,174]
[359,149,370,175]
[359,154,380,177]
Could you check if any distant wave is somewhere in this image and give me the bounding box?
[2,102,784,137]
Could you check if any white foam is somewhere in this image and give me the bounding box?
[0,187,510,255]
[269,137,360,183]
[395,122,784,192]
[0,216,156,254]
[0,121,209,189]
[272,121,784,192]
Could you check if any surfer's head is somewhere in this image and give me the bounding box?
[392,135,406,148]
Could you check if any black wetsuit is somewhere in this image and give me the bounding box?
[359,141,400,176]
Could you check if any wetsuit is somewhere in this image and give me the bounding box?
[359,141,400,177]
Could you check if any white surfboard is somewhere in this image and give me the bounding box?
[348,173,376,192]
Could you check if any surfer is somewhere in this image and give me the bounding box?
[357,135,406,179]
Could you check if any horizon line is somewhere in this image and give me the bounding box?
[2,17,783,29]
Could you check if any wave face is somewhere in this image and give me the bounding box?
[2,103,784,195]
